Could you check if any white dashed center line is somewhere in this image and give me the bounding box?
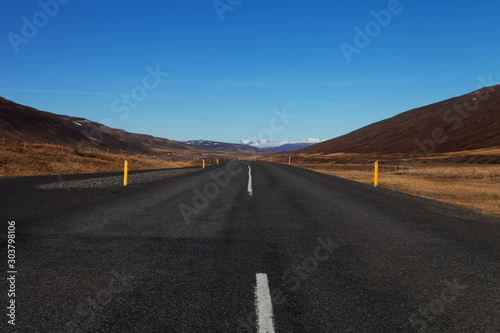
[255,273,275,333]
[248,165,253,196]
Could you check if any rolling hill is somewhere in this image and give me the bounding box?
[0,96,193,157]
[291,85,500,163]
[0,97,257,158]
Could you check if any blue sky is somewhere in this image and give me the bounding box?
[1,0,499,143]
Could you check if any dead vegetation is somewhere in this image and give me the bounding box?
[296,163,500,217]
[2,139,498,217]
[0,140,200,177]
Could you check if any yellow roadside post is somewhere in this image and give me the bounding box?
[124,160,128,186]
[203,160,205,169]
[270,157,272,162]
[374,161,379,187]
[216,159,219,165]
[238,158,240,161]
[288,156,291,165]
[254,157,256,161]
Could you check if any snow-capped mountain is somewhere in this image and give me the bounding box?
[240,137,323,151]
[185,140,260,152]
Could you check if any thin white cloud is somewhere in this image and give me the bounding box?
[199,79,404,89]
[294,80,403,88]
[201,79,279,89]
[0,88,123,96]
[0,88,335,105]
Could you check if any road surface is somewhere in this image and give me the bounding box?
[1,161,500,332]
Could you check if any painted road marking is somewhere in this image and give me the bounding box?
[248,165,253,196]
[255,273,275,333]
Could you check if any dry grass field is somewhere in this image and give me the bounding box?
[0,140,201,177]
[297,163,500,217]
[274,147,500,165]
[2,139,499,217]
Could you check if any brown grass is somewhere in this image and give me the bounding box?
[295,163,500,217]
[275,147,500,165]
[0,141,200,177]
[2,140,498,217]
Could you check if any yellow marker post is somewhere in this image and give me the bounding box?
[216,159,219,165]
[288,156,291,165]
[254,157,256,161]
[374,161,379,187]
[238,158,240,161]
[270,157,272,163]
[203,160,205,169]
[124,160,128,186]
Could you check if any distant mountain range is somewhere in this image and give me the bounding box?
[240,137,323,151]
[0,96,314,159]
[4,84,497,165]
[185,140,261,153]
[185,138,324,153]
[0,97,257,158]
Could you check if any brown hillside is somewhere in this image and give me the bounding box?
[297,85,500,160]
[0,96,192,156]
[0,97,257,158]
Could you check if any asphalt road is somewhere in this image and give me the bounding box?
[1,161,500,332]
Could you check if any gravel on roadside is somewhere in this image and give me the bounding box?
[38,168,200,189]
